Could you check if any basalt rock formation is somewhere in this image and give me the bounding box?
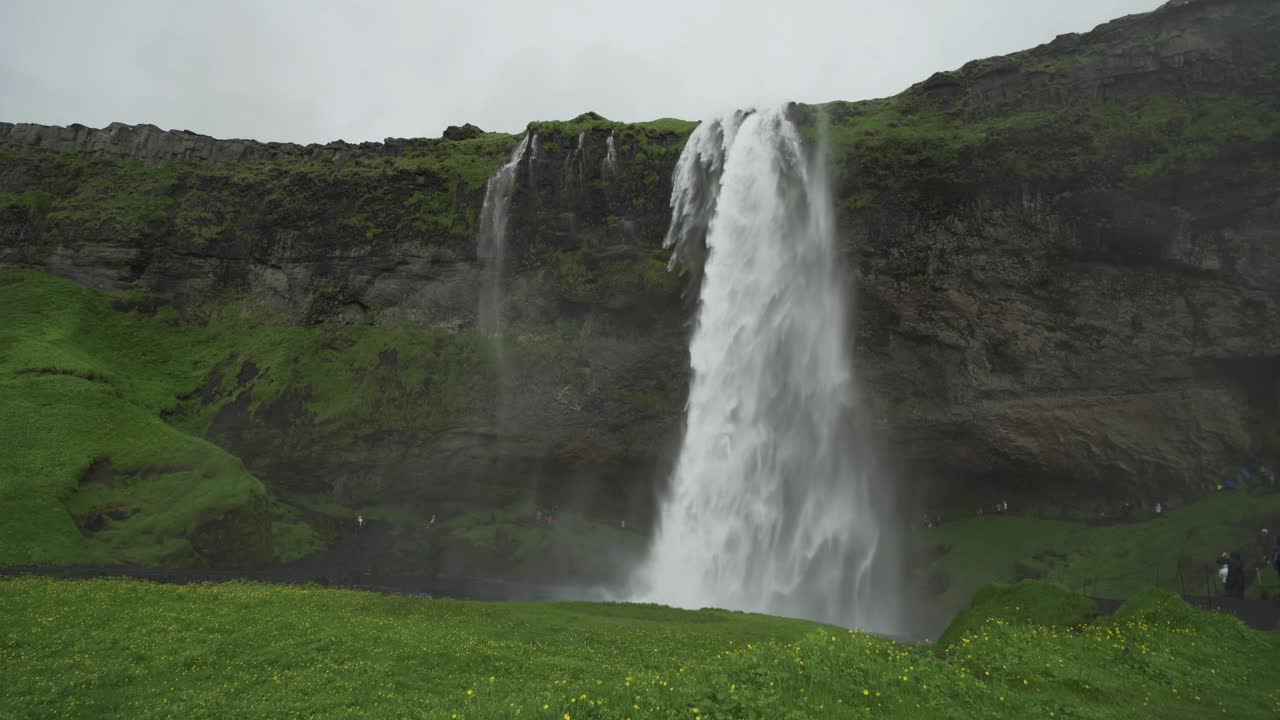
[1,0,1278,529]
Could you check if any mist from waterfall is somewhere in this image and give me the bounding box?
[477,134,530,427]
[631,107,899,632]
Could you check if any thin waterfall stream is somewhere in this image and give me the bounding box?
[476,134,530,429]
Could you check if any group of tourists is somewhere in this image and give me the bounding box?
[534,508,555,528]
[1218,463,1277,492]
[1217,529,1280,598]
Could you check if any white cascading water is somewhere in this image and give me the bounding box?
[602,132,618,176]
[563,130,587,189]
[477,134,530,424]
[632,107,897,631]
[477,133,530,338]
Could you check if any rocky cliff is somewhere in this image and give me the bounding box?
[2,0,1278,522]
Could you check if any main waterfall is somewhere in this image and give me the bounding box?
[632,107,897,631]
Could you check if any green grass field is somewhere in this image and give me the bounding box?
[1,577,1276,719]
[912,490,1280,614]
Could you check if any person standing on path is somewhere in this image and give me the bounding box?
[1224,551,1246,598]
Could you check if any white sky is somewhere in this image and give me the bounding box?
[1,0,1160,144]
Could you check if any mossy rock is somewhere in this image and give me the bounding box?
[1110,587,1203,629]
[937,580,1098,648]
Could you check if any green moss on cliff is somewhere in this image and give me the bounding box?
[528,116,621,136]
[632,118,699,135]
[172,304,498,450]
[0,267,509,567]
[0,267,270,568]
[174,189,234,247]
[0,189,54,212]
[33,158,178,241]
[551,248,681,305]
[1118,96,1280,179]
[0,131,523,251]
[210,132,521,244]
[269,502,326,563]
[819,93,1280,214]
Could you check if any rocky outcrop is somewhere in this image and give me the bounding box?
[835,0,1280,507]
[0,120,446,166]
[1,0,1277,516]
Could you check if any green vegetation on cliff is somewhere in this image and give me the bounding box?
[527,114,697,143]
[2,577,1277,718]
[818,93,1280,215]
[0,130,523,255]
[0,268,269,567]
[551,247,681,306]
[172,301,497,451]
[0,268,504,569]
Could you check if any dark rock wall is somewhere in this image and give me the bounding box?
[837,0,1280,507]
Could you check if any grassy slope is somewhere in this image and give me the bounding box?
[0,268,267,567]
[913,491,1280,614]
[935,581,1097,648]
[0,267,636,572]
[173,298,497,451]
[0,266,520,568]
[1,577,1277,719]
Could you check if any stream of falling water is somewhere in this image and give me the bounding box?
[477,134,530,427]
[631,107,897,631]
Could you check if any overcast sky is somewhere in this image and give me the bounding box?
[1,0,1159,145]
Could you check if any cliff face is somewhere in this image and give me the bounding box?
[0,113,696,520]
[830,0,1280,506]
[1,0,1277,517]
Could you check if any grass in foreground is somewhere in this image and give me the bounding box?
[2,577,1277,719]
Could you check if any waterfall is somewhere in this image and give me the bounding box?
[563,130,587,189]
[632,107,897,631]
[476,134,530,424]
[602,132,618,176]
